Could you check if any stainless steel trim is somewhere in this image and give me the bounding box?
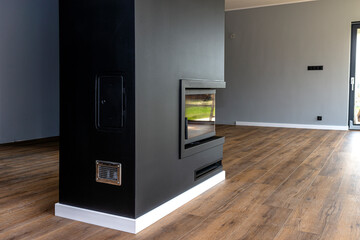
[96,160,122,186]
[185,89,216,95]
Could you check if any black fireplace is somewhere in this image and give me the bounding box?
[180,80,225,159]
[57,0,225,233]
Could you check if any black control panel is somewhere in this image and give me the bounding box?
[308,66,324,71]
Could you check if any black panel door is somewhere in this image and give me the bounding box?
[96,75,125,130]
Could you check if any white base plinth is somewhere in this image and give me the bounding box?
[55,171,225,234]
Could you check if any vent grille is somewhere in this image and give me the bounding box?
[194,160,222,181]
[96,161,121,186]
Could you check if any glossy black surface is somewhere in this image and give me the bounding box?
[59,0,136,218]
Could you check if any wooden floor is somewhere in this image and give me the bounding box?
[1,126,360,239]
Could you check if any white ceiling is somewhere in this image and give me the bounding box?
[225,0,317,11]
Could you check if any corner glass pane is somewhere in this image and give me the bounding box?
[355,29,360,124]
[185,91,215,141]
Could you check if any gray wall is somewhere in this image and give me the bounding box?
[135,0,224,216]
[0,0,59,143]
[217,0,360,126]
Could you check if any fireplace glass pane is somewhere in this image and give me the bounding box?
[185,90,215,142]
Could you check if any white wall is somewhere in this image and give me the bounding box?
[217,0,360,127]
[0,0,59,143]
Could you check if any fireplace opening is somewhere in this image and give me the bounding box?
[185,89,216,144]
[180,79,226,159]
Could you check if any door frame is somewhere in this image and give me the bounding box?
[349,22,360,129]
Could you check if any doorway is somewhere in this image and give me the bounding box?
[349,23,360,129]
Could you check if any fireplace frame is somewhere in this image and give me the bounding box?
[180,79,226,159]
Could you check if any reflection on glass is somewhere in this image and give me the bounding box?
[185,90,215,142]
[355,29,360,124]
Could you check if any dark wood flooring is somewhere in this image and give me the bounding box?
[1,125,359,240]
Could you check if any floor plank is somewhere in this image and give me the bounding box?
[1,126,359,240]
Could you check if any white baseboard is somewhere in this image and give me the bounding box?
[55,171,226,234]
[235,121,348,131]
[225,0,317,12]
[55,204,137,233]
